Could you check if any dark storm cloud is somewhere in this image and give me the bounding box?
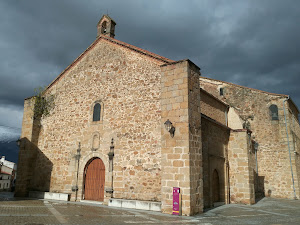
[0,0,299,128]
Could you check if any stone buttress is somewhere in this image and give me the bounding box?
[160,59,203,216]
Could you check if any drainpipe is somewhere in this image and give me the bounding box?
[283,96,297,199]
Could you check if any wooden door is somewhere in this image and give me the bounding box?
[212,169,220,202]
[84,158,105,201]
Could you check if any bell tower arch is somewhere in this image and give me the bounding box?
[97,14,116,38]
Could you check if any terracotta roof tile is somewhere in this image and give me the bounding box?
[201,76,299,114]
[200,76,288,97]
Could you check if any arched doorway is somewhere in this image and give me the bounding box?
[83,158,105,201]
[212,169,220,202]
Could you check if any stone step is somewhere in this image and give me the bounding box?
[108,198,161,212]
[29,191,70,201]
[80,200,103,205]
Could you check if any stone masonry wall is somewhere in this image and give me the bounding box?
[160,60,202,216]
[188,63,202,215]
[287,101,300,198]
[200,89,227,125]
[200,77,300,199]
[201,116,230,208]
[15,98,35,196]
[228,129,255,204]
[29,38,166,202]
[15,98,53,196]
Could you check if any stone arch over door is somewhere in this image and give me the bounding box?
[212,169,220,202]
[83,157,105,201]
[79,152,109,201]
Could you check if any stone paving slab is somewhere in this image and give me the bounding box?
[1,192,300,224]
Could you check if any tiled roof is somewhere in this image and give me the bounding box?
[200,76,288,97]
[97,15,116,26]
[201,76,299,114]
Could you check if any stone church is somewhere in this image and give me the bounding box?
[15,15,300,216]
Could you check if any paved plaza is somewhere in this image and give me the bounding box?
[0,192,300,225]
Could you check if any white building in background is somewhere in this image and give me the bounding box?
[0,156,17,191]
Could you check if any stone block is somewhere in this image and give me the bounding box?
[122,199,136,209]
[136,201,150,210]
[108,198,122,207]
[150,202,162,211]
[29,191,70,201]
[108,199,161,212]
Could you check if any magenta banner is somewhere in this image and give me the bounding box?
[172,187,181,215]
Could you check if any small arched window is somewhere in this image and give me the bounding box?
[93,103,101,121]
[269,104,279,120]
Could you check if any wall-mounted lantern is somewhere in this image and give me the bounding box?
[164,119,175,138]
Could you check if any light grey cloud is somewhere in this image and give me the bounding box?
[0,125,21,142]
[0,105,23,128]
[0,0,299,129]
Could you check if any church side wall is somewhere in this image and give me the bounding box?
[200,77,299,199]
[34,39,164,202]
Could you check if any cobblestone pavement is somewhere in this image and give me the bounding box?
[1,192,300,225]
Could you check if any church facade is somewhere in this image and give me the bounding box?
[15,15,300,216]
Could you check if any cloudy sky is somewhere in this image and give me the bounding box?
[0,0,300,130]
